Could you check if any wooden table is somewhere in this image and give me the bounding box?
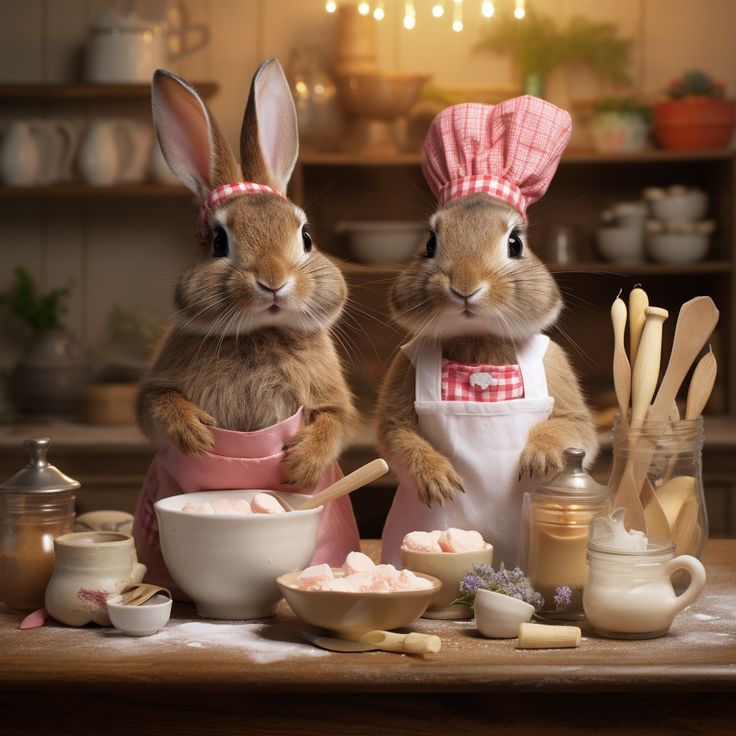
[1,541,735,736]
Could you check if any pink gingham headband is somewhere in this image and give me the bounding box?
[197,181,285,247]
[421,96,572,217]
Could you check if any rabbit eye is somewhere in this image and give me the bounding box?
[425,232,437,258]
[302,226,313,253]
[212,226,229,258]
[508,230,523,258]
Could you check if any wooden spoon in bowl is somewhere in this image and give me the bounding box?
[270,458,389,512]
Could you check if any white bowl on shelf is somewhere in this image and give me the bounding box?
[649,189,707,222]
[596,226,645,263]
[337,221,426,263]
[646,232,709,264]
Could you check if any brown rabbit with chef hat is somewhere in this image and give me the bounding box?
[132,59,360,589]
[378,98,598,568]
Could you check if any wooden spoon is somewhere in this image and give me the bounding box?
[273,458,389,511]
[611,293,631,419]
[649,297,719,422]
[685,348,717,420]
[118,583,171,607]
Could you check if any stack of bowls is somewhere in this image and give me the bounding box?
[643,187,712,264]
[596,201,648,263]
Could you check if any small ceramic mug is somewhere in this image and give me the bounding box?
[44,531,146,626]
[583,538,706,639]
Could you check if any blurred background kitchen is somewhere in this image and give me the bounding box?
[1,0,735,537]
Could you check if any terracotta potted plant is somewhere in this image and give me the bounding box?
[653,70,736,150]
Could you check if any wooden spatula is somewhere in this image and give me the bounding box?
[685,348,717,420]
[628,285,649,370]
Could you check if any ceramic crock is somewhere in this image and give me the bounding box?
[44,531,146,626]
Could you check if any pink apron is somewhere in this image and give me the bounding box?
[132,407,360,591]
[381,335,554,568]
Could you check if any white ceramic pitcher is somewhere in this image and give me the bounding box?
[583,538,706,639]
[44,531,146,626]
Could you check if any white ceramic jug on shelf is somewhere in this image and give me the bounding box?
[0,122,41,186]
[116,120,153,183]
[27,119,78,184]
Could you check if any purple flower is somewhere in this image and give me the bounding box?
[459,574,483,597]
[553,585,573,610]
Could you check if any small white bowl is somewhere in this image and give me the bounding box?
[107,593,172,636]
[474,588,534,638]
[650,189,707,222]
[596,226,644,263]
[337,221,426,263]
[646,232,709,264]
[612,201,647,228]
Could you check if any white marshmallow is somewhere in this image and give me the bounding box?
[251,492,285,514]
[401,530,443,553]
[343,551,376,574]
[438,528,486,553]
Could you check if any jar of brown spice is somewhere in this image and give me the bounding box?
[0,438,78,612]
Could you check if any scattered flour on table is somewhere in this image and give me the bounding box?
[140,622,330,663]
[694,613,718,621]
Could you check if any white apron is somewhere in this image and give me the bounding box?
[381,334,554,568]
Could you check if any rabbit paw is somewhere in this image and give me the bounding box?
[282,428,334,490]
[168,406,217,456]
[519,426,566,480]
[412,452,464,508]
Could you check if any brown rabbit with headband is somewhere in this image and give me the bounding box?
[377,98,598,567]
[133,59,359,585]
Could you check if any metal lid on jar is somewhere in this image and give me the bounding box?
[0,438,80,494]
[534,447,607,500]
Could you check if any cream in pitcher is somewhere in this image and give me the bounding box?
[583,509,706,639]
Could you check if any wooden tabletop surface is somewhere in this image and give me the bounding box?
[1,540,734,694]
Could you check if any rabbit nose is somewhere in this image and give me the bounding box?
[449,285,484,304]
[256,278,293,296]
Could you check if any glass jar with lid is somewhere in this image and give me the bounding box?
[521,447,611,619]
[0,438,78,612]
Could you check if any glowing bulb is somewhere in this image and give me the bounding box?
[403,1,416,29]
[325,0,337,12]
[373,5,385,20]
[514,0,525,19]
[358,1,370,15]
[432,3,444,17]
[481,1,494,18]
[452,0,462,31]
[452,19,463,31]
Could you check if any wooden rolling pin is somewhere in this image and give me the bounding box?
[359,630,442,654]
[516,623,582,649]
[631,306,669,424]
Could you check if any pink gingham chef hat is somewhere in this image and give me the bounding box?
[421,96,572,217]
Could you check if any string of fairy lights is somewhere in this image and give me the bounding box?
[325,1,527,32]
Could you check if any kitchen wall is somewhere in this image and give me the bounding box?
[1,0,735,411]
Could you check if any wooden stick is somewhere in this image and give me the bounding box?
[628,285,649,370]
[360,630,442,654]
[516,623,581,649]
[297,458,389,510]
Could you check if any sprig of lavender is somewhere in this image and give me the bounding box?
[456,564,574,612]
[455,563,545,611]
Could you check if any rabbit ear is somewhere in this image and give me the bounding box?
[152,69,239,198]
[240,58,299,193]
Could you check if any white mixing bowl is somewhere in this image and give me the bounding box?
[155,490,322,620]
